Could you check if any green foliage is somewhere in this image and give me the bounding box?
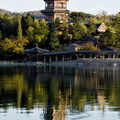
[70,21,87,41]
[0,30,2,40]
[17,16,22,41]
[0,37,28,53]
[59,24,70,45]
[100,29,116,47]
[48,20,59,50]
[85,20,96,35]
[0,10,120,60]
[21,14,34,35]
[113,14,120,39]
[95,11,108,23]
[70,12,92,23]
[23,15,49,46]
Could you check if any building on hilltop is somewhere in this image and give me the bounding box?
[41,0,69,23]
[96,23,107,33]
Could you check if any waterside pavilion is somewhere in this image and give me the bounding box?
[24,46,49,61]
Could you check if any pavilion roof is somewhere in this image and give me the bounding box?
[40,50,120,56]
[24,47,50,54]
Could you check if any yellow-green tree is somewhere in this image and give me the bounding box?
[80,42,99,51]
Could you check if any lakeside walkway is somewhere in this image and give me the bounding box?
[39,51,120,63]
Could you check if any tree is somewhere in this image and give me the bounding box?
[85,20,96,35]
[48,20,59,50]
[113,14,120,40]
[80,42,99,51]
[0,30,2,41]
[26,19,49,46]
[59,22,70,45]
[100,29,117,47]
[70,21,87,41]
[69,12,92,23]
[17,16,22,41]
[0,37,28,54]
[21,14,34,35]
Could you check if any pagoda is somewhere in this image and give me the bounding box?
[41,0,69,23]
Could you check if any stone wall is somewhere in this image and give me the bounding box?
[50,58,120,67]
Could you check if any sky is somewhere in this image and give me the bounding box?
[0,0,120,15]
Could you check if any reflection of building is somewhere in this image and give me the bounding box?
[52,91,66,120]
[96,78,106,110]
[41,0,69,23]
[74,67,106,110]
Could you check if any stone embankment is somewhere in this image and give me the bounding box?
[50,58,120,67]
[0,58,120,67]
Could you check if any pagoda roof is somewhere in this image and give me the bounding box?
[44,0,69,1]
[41,9,69,13]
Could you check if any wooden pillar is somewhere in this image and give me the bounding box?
[83,54,85,59]
[49,56,51,62]
[44,65,46,74]
[103,54,105,58]
[62,66,64,75]
[36,53,38,62]
[55,55,57,62]
[62,55,64,61]
[70,54,72,60]
[96,54,98,58]
[113,54,115,59]
[28,54,31,61]
[90,54,92,58]
[76,54,78,60]
[44,56,46,63]
[49,65,51,74]
[116,54,118,58]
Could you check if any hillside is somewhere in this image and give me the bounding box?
[0,9,44,19]
[0,9,11,15]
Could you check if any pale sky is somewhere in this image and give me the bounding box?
[0,0,120,15]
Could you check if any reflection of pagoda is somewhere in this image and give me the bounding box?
[41,0,69,23]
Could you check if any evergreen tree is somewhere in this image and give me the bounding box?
[100,29,115,47]
[85,20,96,35]
[70,21,87,41]
[58,22,70,45]
[59,27,70,45]
[17,16,22,41]
[114,14,120,39]
[49,20,59,50]
[26,19,49,46]
[69,12,92,23]
[0,30,2,41]
[21,14,34,35]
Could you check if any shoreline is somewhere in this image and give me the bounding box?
[0,58,120,67]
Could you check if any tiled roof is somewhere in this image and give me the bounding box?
[82,36,99,44]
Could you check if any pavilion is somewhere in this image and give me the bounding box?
[24,46,49,61]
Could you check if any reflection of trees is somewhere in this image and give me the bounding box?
[0,66,47,111]
[71,67,120,112]
[0,66,120,118]
[108,68,120,110]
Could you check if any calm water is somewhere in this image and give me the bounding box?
[0,65,120,120]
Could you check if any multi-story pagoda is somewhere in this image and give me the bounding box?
[41,0,69,23]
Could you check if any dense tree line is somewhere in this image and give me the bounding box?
[0,11,120,60]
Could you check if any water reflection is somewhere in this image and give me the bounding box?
[0,65,120,120]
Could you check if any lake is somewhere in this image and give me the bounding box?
[0,65,120,120]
